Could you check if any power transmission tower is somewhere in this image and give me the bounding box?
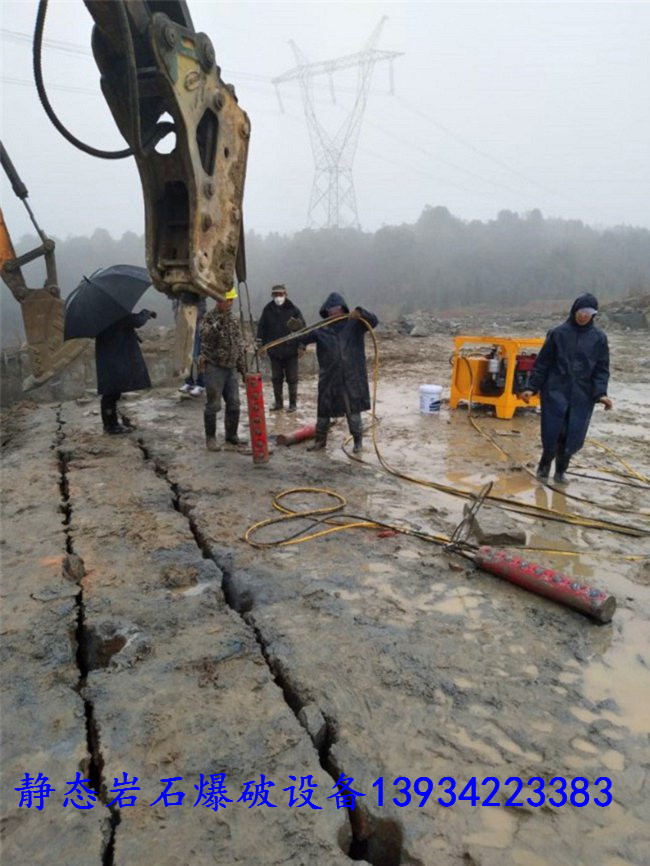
[273,18,401,229]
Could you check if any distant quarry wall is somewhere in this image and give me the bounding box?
[0,327,318,408]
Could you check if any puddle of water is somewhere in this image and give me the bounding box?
[570,736,599,755]
[465,806,518,849]
[569,705,599,724]
[583,612,650,735]
[512,850,554,866]
[449,725,502,764]
[601,749,625,772]
[482,722,542,763]
[431,594,482,615]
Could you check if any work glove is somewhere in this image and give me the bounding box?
[287,316,303,332]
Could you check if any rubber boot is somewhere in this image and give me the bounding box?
[287,381,298,413]
[204,413,220,451]
[554,453,570,484]
[101,402,129,435]
[225,410,248,446]
[307,417,328,451]
[348,412,363,453]
[536,451,553,480]
[270,380,283,411]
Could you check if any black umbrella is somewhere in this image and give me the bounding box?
[64,264,152,340]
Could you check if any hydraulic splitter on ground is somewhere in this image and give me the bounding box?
[245,372,269,464]
[450,335,544,419]
[474,547,616,622]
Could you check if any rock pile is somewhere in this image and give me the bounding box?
[600,294,649,330]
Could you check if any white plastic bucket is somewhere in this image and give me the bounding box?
[419,384,443,413]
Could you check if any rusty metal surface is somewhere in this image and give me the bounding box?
[84,0,250,302]
[19,292,88,389]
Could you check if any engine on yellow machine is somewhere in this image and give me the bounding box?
[449,335,544,420]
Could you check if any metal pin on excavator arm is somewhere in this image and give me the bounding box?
[0,141,86,388]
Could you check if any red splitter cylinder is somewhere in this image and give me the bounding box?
[475,547,616,623]
[276,424,316,446]
[245,372,269,464]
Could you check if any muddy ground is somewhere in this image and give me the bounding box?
[1,322,649,866]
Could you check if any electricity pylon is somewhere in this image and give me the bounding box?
[273,18,401,229]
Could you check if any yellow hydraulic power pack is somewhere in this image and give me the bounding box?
[450,335,544,419]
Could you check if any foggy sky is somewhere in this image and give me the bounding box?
[1,1,649,243]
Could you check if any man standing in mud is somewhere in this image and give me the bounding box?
[198,287,248,452]
[256,284,305,412]
[522,292,612,483]
[300,292,378,454]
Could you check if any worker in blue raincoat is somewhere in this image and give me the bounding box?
[522,293,612,483]
[300,291,378,453]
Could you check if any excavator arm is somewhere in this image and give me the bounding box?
[1,142,86,388]
[81,0,250,301]
[5,0,250,388]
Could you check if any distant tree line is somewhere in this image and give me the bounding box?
[2,207,649,345]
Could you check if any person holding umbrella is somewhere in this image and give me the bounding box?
[64,265,156,435]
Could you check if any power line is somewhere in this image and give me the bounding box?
[1,74,98,96]
[362,115,540,201]
[0,28,395,97]
[397,96,573,205]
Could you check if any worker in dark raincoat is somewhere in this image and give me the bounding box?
[300,291,378,453]
[522,293,612,483]
[95,310,155,434]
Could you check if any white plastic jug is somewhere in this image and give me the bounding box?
[419,384,442,413]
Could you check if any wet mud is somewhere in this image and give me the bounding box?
[1,327,649,865]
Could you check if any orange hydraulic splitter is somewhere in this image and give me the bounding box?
[449,335,544,420]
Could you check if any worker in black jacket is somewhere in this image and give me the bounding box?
[256,284,305,412]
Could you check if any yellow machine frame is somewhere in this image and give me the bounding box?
[449,335,544,420]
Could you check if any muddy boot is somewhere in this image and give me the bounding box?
[204,413,220,451]
[554,453,570,484]
[225,410,248,446]
[287,381,298,413]
[101,402,129,435]
[536,451,553,480]
[307,417,329,451]
[348,412,363,453]
[270,380,283,411]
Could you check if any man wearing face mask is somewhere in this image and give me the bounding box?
[256,284,305,412]
[521,293,612,483]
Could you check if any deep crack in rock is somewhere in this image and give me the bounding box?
[135,435,406,865]
[56,407,121,865]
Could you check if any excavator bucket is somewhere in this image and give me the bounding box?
[19,291,88,389]
[1,206,86,390]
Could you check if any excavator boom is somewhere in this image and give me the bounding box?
[82,0,250,300]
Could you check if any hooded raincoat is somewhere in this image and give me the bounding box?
[301,292,378,418]
[528,293,609,457]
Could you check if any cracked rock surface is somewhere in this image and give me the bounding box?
[2,327,649,866]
